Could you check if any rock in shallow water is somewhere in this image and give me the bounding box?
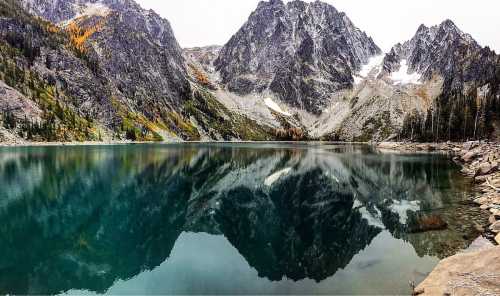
[409,215,448,233]
[464,236,495,253]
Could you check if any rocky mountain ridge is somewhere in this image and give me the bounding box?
[1,0,499,143]
[382,20,498,91]
[1,0,277,143]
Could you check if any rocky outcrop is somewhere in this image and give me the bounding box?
[416,246,500,296]
[214,0,381,114]
[0,80,42,122]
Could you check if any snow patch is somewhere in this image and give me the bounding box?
[389,60,422,85]
[354,55,384,84]
[264,98,292,116]
[264,168,292,186]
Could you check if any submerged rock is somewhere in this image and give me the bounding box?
[409,215,448,233]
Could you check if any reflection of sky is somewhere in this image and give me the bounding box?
[0,144,476,295]
[65,232,438,295]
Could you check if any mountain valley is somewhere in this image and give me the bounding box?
[0,0,499,143]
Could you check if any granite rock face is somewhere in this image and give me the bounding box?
[214,0,381,114]
[20,0,191,114]
[382,20,498,91]
[416,246,500,296]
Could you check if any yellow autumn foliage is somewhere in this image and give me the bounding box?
[66,20,104,53]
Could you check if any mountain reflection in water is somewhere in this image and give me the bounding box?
[0,143,485,295]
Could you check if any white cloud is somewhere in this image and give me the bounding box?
[136,0,500,53]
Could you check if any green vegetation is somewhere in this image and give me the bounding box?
[109,98,165,142]
[353,111,393,142]
[184,89,274,141]
[0,41,100,141]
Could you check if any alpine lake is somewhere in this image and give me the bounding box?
[0,143,487,295]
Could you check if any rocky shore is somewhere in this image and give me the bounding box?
[378,142,500,295]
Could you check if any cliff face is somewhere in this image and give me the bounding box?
[214,0,381,114]
[0,0,276,142]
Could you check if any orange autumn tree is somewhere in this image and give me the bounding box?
[188,64,214,89]
[66,19,104,53]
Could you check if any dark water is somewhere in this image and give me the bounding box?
[0,143,485,295]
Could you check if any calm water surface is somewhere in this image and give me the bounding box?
[0,143,485,295]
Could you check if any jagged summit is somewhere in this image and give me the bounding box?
[20,0,140,24]
[381,19,495,89]
[215,0,381,114]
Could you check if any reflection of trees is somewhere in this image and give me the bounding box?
[0,147,195,294]
[0,144,480,294]
[334,152,483,259]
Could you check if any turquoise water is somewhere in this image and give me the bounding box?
[0,143,484,295]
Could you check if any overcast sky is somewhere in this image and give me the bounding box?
[137,0,500,53]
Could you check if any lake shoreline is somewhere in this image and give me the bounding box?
[0,139,373,147]
[378,141,500,296]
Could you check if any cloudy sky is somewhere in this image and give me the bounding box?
[137,0,500,53]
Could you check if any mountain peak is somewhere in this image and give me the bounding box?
[19,0,143,24]
[439,19,457,29]
[416,24,428,33]
[257,0,285,9]
[215,0,381,114]
[382,18,488,87]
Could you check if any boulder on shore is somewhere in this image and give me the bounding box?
[462,151,478,162]
[417,246,500,296]
[477,161,498,176]
[491,221,500,233]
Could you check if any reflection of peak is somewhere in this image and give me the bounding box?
[0,145,479,293]
[215,169,381,282]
